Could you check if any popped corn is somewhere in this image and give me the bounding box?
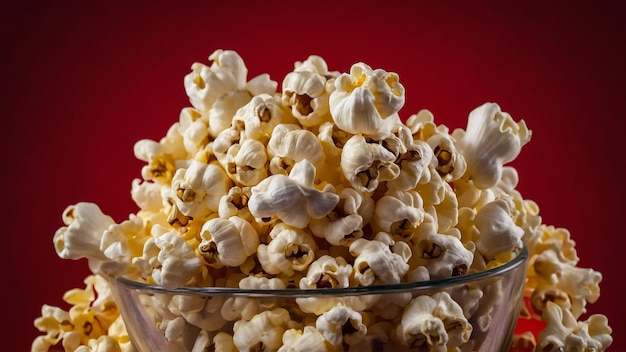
[35,49,612,352]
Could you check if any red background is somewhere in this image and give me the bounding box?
[3,1,625,350]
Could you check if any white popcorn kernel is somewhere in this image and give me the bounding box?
[131,178,165,212]
[318,121,353,168]
[426,133,467,182]
[233,93,291,143]
[178,107,210,157]
[222,275,287,321]
[53,203,141,277]
[54,202,115,261]
[257,225,318,276]
[198,216,259,268]
[73,335,123,352]
[432,181,459,234]
[387,139,434,191]
[246,73,278,96]
[373,190,424,242]
[405,109,449,142]
[537,302,612,352]
[267,124,325,176]
[349,238,410,285]
[341,134,399,193]
[134,139,177,184]
[396,292,472,350]
[208,89,252,138]
[296,256,378,315]
[170,161,231,219]
[474,199,524,261]
[316,304,367,346]
[248,159,339,228]
[533,225,578,265]
[371,291,413,320]
[309,186,374,246]
[218,185,254,221]
[132,232,203,289]
[184,49,247,113]
[224,138,269,186]
[175,295,228,332]
[282,57,332,127]
[191,331,237,352]
[413,233,475,279]
[213,127,243,167]
[457,102,531,189]
[279,326,332,352]
[330,62,404,135]
[532,247,602,318]
[233,308,292,352]
[299,255,353,289]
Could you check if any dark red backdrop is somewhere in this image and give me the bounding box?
[3,1,625,350]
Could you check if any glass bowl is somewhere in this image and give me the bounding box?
[109,246,528,352]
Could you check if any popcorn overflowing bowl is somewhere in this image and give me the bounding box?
[34,50,612,352]
[110,246,528,352]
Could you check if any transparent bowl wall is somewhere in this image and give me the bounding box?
[109,246,528,352]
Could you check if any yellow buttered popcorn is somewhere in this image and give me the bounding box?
[35,50,612,352]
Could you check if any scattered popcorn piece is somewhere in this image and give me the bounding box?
[536,302,612,352]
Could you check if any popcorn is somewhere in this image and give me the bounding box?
[282,55,335,127]
[232,308,292,352]
[198,216,259,268]
[456,103,531,190]
[184,49,248,113]
[340,134,399,193]
[309,186,374,246]
[257,224,318,276]
[396,292,472,350]
[330,62,404,135]
[170,161,231,218]
[279,326,332,352]
[248,159,339,228]
[349,236,410,285]
[37,50,612,352]
[474,199,524,261]
[133,232,203,289]
[536,302,612,352]
[316,304,367,346]
[267,124,325,176]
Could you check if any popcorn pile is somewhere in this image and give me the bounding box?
[34,50,612,351]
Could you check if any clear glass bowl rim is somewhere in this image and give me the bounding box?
[114,245,528,298]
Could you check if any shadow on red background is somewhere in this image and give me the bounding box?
[3,1,625,350]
